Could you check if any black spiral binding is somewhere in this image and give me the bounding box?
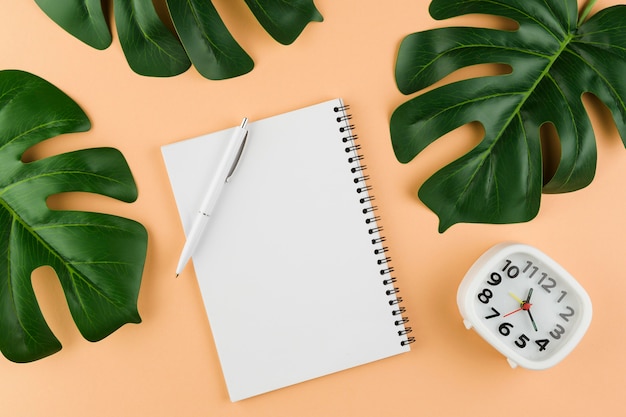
[333,103,415,347]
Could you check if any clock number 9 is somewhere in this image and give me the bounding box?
[486,272,502,286]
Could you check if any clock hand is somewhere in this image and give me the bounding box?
[522,288,538,331]
[504,302,533,317]
[505,290,534,317]
[509,292,524,305]
[527,308,538,331]
[503,307,523,317]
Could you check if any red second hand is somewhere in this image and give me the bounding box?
[504,307,522,317]
[504,302,532,317]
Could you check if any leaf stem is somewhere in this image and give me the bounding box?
[578,0,598,26]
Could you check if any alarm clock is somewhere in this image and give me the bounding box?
[457,242,592,370]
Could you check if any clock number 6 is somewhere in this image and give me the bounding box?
[498,322,514,336]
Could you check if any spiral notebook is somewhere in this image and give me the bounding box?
[161,98,413,401]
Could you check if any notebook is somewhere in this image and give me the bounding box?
[161,98,413,401]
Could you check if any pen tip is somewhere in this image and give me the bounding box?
[175,273,179,278]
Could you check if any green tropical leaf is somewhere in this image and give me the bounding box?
[166,0,254,80]
[391,0,626,232]
[0,70,148,363]
[244,0,323,45]
[113,0,191,77]
[34,0,323,79]
[34,0,112,50]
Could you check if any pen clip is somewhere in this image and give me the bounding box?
[225,129,249,182]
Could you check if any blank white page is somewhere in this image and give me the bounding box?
[161,99,410,401]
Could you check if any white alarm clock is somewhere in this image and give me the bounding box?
[457,243,592,370]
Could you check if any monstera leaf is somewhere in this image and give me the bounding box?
[34,0,323,80]
[391,0,626,232]
[0,70,148,363]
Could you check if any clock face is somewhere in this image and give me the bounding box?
[458,243,592,370]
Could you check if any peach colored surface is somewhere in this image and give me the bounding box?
[1,0,624,415]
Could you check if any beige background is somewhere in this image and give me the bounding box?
[1,0,624,415]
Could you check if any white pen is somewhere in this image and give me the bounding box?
[175,118,249,277]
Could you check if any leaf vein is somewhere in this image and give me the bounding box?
[0,119,82,154]
[128,2,187,64]
[408,43,550,89]
[563,48,626,114]
[476,0,563,42]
